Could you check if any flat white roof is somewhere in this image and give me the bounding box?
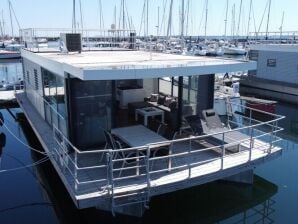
[21,49,256,80]
[250,44,298,52]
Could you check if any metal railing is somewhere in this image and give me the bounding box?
[20,28,137,53]
[49,100,284,199]
[15,85,284,209]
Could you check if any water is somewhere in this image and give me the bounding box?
[0,61,297,224]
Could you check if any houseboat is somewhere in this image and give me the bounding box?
[241,44,298,105]
[17,31,284,216]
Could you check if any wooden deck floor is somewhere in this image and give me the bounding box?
[16,92,282,210]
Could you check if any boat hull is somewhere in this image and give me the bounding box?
[0,51,21,59]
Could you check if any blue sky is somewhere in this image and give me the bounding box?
[1,0,297,36]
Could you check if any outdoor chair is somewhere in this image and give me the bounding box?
[201,109,250,153]
[104,130,145,177]
[151,123,178,171]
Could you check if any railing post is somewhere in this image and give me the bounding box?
[188,139,192,178]
[146,146,151,205]
[106,150,115,215]
[269,120,276,153]
[146,146,151,184]
[249,108,252,126]
[74,150,78,192]
[106,151,114,196]
[221,133,225,170]
[249,127,253,161]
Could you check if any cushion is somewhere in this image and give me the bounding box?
[169,100,177,111]
[164,97,172,107]
[150,93,159,102]
[157,95,166,105]
[205,110,216,117]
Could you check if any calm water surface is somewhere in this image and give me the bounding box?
[0,61,297,224]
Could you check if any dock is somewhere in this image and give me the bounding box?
[0,90,22,108]
[241,96,277,105]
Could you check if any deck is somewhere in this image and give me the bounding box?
[16,92,283,215]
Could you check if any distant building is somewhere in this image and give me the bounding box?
[241,44,298,104]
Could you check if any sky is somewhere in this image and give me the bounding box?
[0,0,297,37]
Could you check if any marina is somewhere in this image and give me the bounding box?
[0,0,298,223]
[13,32,284,216]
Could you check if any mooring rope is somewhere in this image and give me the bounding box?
[0,120,49,156]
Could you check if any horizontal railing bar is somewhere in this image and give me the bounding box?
[112,173,147,182]
[112,165,147,172]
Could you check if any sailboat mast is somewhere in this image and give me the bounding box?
[79,0,83,32]
[247,0,252,39]
[166,0,173,39]
[231,4,235,39]
[1,10,4,40]
[123,0,125,30]
[265,0,271,40]
[279,11,284,39]
[8,0,14,37]
[204,0,208,41]
[157,6,160,36]
[0,11,3,40]
[185,0,190,36]
[236,0,243,37]
[146,0,149,36]
[224,0,229,38]
[72,0,76,33]
[181,0,185,40]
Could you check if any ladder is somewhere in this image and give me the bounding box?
[106,151,151,216]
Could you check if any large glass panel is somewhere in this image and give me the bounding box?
[69,79,112,150]
[42,68,67,137]
[182,76,197,117]
[158,77,172,95]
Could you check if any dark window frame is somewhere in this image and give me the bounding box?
[267,59,277,67]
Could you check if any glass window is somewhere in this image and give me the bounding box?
[267,59,277,67]
[42,68,67,137]
[249,50,259,61]
[158,77,172,96]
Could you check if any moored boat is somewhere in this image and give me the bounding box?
[0,50,21,59]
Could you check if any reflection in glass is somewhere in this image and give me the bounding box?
[42,68,67,137]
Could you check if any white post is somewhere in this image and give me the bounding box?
[221,133,225,170]
[74,150,78,192]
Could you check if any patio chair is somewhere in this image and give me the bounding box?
[151,123,178,171]
[201,109,249,152]
[104,130,145,177]
[183,115,204,135]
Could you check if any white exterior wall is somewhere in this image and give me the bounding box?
[23,58,45,119]
[256,51,298,84]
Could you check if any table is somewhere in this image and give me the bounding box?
[112,125,170,174]
[135,107,164,126]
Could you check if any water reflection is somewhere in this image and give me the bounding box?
[0,60,23,83]
[0,132,6,169]
[18,116,278,224]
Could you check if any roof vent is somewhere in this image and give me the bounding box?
[60,33,82,53]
